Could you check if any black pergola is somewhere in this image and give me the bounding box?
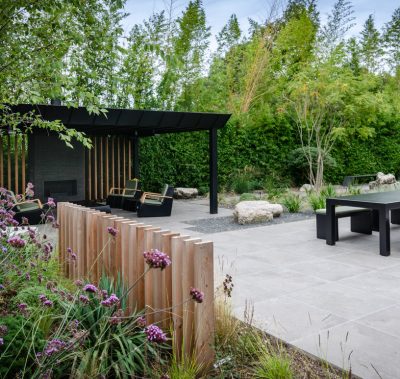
[11,104,231,214]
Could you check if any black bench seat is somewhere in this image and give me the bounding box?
[316,206,373,240]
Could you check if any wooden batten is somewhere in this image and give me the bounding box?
[21,135,26,191]
[7,134,11,189]
[14,136,18,194]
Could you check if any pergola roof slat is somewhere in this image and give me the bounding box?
[8,104,231,137]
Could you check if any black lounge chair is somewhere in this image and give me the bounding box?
[5,190,44,225]
[137,184,174,217]
[106,179,141,209]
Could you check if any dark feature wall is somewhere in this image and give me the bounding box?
[28,132,85,202]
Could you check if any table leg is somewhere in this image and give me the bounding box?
[326,200,336,246]
[379,207,390,256]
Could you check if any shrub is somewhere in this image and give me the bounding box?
[0,316,45,378]
[255,352,294,379]
[239,193,257,201]
[282,193,302,213]
[307,184,337,211]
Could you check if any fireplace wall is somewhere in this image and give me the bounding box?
[28,132,85,202]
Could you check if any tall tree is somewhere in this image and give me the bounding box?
[359,14,382,73]
[319,0,355,59]
[383,7,400,73]
[216,14,241,55]
[171,0,211,111]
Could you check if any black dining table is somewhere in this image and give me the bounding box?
[326,190,400,256]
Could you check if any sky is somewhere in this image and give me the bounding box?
[122,0,398,50]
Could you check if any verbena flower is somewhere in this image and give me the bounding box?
[25,183,34,198]
[144,324,167,343]
[190,287,204,303]
[0,337,3,346]
[107,226,118,237]
[39,294,47,302]
[7,236,26,248]
[109,309,124,325]
[43,339,67,356]
[83,284,97,293]
[101,293,119,307]
[43,300,53,307]
[136,316,146,327]
[46,215,55,223]
[79,295,90,305]
[47,198,56,208]
[143,249,171,270]
[74,279,83,287]
[18,303,27,310]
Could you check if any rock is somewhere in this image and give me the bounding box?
[233,201,283,225]
[369,172,397,189]
[266,203,284,217]
[174,187,198,199]
[300,184,314,192]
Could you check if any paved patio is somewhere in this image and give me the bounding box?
[92,200,400,378]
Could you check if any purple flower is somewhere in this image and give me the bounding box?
[109,309,124,325]
[143,249,171,270]
[144,324,167,343]
[101,293,119,307]
[0,284,4,290]
[0,337,3,346]
[25,273,31,281]
[43,339,66,356]
[18,303,27,310]
[79,295,89,305]
[21,217,29,225]
[190,288,204,303]
[7,236,26,248]
[74,279,83,287]
[83,284,97,293]
[46,215,55,223]
[25,183,34,198]
[67,247,72,254]
[0,325,7,335]
[136,316,146,327]
[43,300,53,307]
[39,294,47,302]
[47,198,56,208]
[107,226,118,237]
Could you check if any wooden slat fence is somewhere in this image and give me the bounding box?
[86,136,132,201]
[58,202,215,368]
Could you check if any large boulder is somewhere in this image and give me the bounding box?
[233,201,283,225]
[174,187,198,199]
[369,172,397,189]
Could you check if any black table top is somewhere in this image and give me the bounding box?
[329,190,400,205]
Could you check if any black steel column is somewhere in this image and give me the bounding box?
[209,127,218,214]
[133,134,139,179]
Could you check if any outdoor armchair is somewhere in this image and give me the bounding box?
[106,178,141,209]
[137,184,174,217]
[4,190,44,225]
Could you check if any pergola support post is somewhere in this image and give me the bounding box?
[133,134,139,179]
[209,127,218,214]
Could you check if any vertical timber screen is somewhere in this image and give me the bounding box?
[58,202,215,368]
[86,136,133,201]
[0,133,27,194]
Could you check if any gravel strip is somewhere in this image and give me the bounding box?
[183,212,314,234]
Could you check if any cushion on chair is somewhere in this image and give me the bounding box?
[316,206,370,216]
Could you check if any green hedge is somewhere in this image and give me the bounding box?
[138,118,400,191]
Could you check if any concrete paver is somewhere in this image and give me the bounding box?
[76,200,400,378]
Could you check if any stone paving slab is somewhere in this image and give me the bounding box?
[57,200,400,378]
[202,217,400,379]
